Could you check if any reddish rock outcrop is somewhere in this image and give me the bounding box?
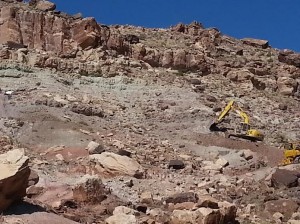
[278,50,300,68]
[271,169,299,188]
[36,0,56,11]
[0,0,299,99]
[242,38,269,49]
[264,199,299,221]
[0,3,124,55]
[72,18,101,49]
[277,76,298,96]
[171,21,204,36]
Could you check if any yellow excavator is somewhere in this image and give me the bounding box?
[280,142,300,165]
[209,100,264,142]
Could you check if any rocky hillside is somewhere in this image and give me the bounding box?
[1,0,300,224]
[1,0,300,144]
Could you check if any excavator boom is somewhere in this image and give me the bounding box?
[209,100,234,131]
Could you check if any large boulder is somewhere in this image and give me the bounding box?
[142,47,160,67]
[113,206,137,216]
[242,38,269,49]
[165,192,198,204]
[31,183,73,209]
[72,18,101,49]
[0,149,31,212]
[161,49,174,67]
[171,23,186,33]
[86,141,104,155]
[186,21,204,36]
[277,76,298,96]
[105,213,137,224]
[170,209,199,224]
[198,207,222,224]
[131,43,146,60]
[265,199,299,221]
[197,196,219,209]
[70,104,104,117]
[73,175,108,203]
[170,208,222,224]
[89,152,144,178]
[218,201,237,223]
[170,199,237,224]
[106,33,130,55]
[105,206,137,224]
[159,49,207,71]
[271,169,300,188]
[202,161,223,172]
[226,69,254,82]
[36,0,56,11]
[278,51,300,68]
[0,48,10,59]
[250,77,267,90]
[173,49,187,69]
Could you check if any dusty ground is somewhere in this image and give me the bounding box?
[0,66,298,224]
[0,68,283,162]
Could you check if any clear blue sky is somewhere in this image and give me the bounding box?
[51,0,300,52]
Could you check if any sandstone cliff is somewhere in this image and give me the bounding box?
[0,0,299,98]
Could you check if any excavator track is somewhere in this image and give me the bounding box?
[227,133,259,142]
[293,156,300,164]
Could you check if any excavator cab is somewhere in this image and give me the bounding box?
[209,100,264,142]
[245,129,264,141]
[241,123,250,132]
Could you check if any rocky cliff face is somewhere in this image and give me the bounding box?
[0,0,299,99]
[0,1,104,54]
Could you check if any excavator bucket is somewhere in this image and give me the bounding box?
[209,122,219,131]
[209,100,234,132]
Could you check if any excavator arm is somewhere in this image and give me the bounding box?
[210,100,250,130]
[233,107,250,125]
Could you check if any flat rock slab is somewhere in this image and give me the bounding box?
[89,152,144,178]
